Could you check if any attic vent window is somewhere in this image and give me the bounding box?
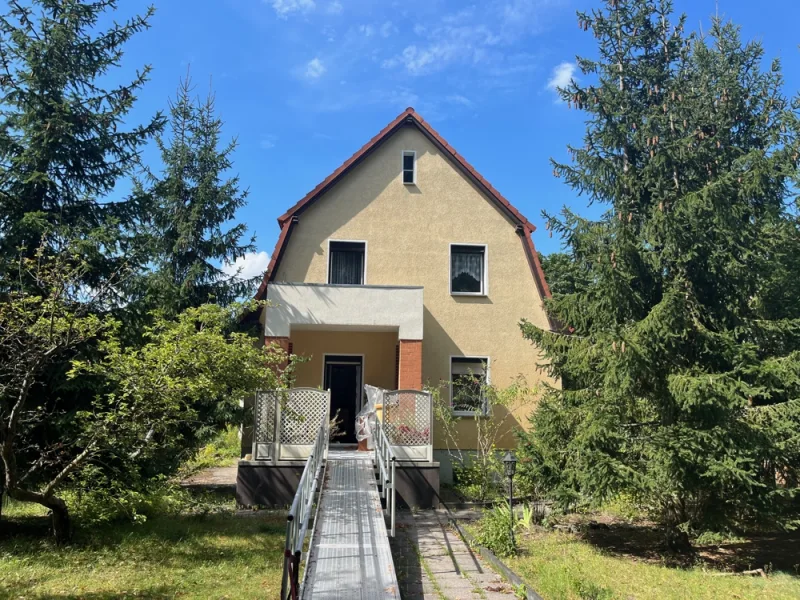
[402,151,416,185]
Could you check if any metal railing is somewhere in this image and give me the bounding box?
[280,418,330,600]
[373,415,397,537]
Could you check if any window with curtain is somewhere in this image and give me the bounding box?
[328,241,365,285]
[450,244,485,294]
[451,357,488,414]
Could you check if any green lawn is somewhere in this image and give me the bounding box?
[0,500,286,599]
[503,528,800,600]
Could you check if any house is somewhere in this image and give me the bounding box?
[243,107,555,503]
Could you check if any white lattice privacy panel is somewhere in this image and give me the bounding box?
[252,388,330,461]
[279,388,331,460]
[253,390,280,460]
[383,390,433,461]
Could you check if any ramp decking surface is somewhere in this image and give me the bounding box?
[302,450,399,600]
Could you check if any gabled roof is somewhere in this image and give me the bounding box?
[256,107,551,305]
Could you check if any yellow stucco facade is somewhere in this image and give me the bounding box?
[271,124,554,449]
[291,330,398,391]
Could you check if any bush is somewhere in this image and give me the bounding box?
[475,504,516,557]
[452,452,504,502]
[186,426,241,471]
[68,478,192,525]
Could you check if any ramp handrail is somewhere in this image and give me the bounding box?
[374,415,397,537]
[280,417,329,600]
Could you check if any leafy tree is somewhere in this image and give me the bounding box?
[135,75,256,315]
[0,0,163,284]
[0,239,288,542]
[518,0,800,546]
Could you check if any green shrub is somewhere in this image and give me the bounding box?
[67,479,191,525]
[453,453,504,502]
[694,530,746,547]
[186,426,241,471]
[475,504,516,557]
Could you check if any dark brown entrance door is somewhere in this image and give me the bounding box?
[323,355,362,443]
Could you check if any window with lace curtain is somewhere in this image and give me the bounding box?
[327,240,365,285]
[450,244,486,295]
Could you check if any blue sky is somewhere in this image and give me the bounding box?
[111,0,800,277]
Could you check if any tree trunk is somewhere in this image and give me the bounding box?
[46,496,72,544]
[664,524,692,553]
[7,488,72,544]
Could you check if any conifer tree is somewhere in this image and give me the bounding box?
[0,0,163,282]
[139,75,255,314]
[519,0,800,545]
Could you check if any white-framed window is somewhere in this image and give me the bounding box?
[327,240,366,285]
[450,243,487,296]
[402,150,416,185]
[450,356,489,415]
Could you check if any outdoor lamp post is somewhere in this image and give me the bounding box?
[502,451,517,549]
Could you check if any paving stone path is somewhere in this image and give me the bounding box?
[390,510,515,599]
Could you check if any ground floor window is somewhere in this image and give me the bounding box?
[450,356,489,415]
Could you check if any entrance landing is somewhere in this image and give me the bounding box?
[302,450,399,600]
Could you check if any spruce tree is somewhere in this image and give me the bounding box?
[0,0,163,282]
[519,0,800,545]
[138,75,255,315]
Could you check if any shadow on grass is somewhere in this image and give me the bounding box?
[6,583,183,599]
[1,509,286,565]
[575,521,800,575]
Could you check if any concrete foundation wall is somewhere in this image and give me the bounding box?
[235,459,441,509]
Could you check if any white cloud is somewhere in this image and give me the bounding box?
[277,0,563,113]
[222,252,270,280]
[385,43,462,76]
[379,21,396,38]
[305,57,326,79]
[546,61,576,94]
[447,94,473,107]
[260,134,278,149]
[269,0,315,19]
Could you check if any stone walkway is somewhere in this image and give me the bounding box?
[390,510,515,599]
[180,466,237,489]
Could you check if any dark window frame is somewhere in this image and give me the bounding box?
[402,151,416,185]
[450,356,489,415]
[450,243,487,296]
[327,240,366,285]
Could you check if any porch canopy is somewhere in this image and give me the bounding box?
[264,282,423,340]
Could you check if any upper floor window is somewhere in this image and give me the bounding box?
[451,356,489,415]
[328,240,366,285]
[450,244,487,295]
[402,151,416,184]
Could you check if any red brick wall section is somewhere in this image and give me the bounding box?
[264,336,291,372]
[398,339,422,390]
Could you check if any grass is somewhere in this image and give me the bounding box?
[499,527,800,600]
[0,498,286,599]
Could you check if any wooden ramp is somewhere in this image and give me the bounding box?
[302,450,400,600]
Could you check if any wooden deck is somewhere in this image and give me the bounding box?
[302,450,400,600]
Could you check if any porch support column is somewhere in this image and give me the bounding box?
[264,336,291,373]
[398,339,423,390]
